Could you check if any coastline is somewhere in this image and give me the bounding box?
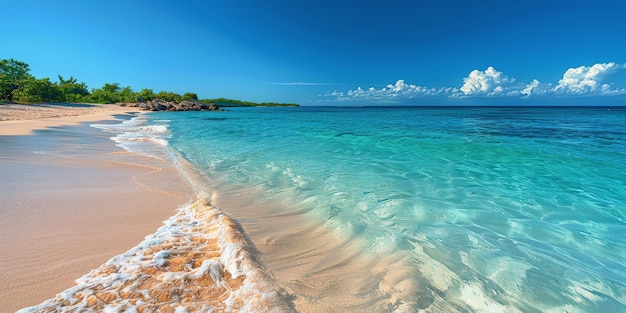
[2,104,623,311]
[0,103,135,135]
[0,104,195,311]
[1,104,427,311]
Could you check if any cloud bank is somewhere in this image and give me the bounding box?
[325,80,456,102]
[322,62,626,103]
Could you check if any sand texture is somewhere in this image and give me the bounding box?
[18,200,290,313]
[0,104,196,311]
[0,103,135,135]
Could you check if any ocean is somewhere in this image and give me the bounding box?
[24,106,626,312]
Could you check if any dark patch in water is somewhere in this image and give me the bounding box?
[203,117,229,121]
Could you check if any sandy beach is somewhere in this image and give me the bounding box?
[0,104,424,312]
[0,104,195,311]
[0,103,137,134]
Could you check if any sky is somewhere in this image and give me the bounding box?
[3,0,626,105]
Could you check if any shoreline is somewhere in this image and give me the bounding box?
[0,105,197,311]
[1,103,414,311]
[0,103,136,135]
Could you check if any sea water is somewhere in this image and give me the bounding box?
[29,106,626,312]
[147,106,625,312]
[145,106,626,311]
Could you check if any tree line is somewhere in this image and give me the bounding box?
[0,58,298,107]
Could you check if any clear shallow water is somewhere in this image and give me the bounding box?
[105,107,625,312]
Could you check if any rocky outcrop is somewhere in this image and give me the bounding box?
[118,99,223,112]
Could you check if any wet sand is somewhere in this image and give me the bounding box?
[0,104,416,312]
[0,103,135,134]
[0,104,195,311]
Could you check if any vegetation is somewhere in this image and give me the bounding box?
[1,58,31,102]
[58,75,90,102]
[0,58,299,107]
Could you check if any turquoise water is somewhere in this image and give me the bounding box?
[124,106,624,311]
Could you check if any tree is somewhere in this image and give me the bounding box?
[1,57,299,106]
[58,75,89,102]
[156,90,182,103]
[118,86,137,103]
[102,83,121,94]
[137,88,156,102]
[13,77,63,103]
[182,92,198,102]
[0,58,33,101]
[88,83,122,104]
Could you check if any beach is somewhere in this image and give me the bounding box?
[0,104,195,311]
[1,103,291,313]
[2,104,624,312]
[0,103,136,133]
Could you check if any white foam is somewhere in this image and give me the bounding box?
[17,199,290,312]
[91,113,172,159]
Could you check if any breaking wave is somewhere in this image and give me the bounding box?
[17,199,290,313]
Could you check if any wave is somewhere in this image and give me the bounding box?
[17,199,290,313]
[16,114,292,312]
[25,108,623,311]
[91,114,171,159]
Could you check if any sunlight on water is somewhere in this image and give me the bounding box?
[32,107,625,312]
[160,106,626,312]
[92,113,173,161]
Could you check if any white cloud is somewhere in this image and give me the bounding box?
[321,62,626,103]
[522,79,540,96]
[553,62,626,95]
[325,79,456,102]
[460,66,517,96]
[521,79,553,96]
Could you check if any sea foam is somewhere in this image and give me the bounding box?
[17,199,290,313]
[91,114,171,159]
[18,115,291,312]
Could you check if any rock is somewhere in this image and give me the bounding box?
[117,99,223,112]
[156,103,169,111]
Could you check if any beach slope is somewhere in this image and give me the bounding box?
[0,104,193,311]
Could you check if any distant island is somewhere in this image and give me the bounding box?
[0,58,298,107]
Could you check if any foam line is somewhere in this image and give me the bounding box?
[18,199,290,313]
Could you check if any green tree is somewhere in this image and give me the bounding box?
[58,75,89,102]
[137,88,156,102]
[118,86,137,103]
[88,83,122,103]
[102,83,121,94]
[0,58,33,101]
[156,90,182,103]
[13,77,63,103]
[182,92,198,102]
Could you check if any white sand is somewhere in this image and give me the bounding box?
[0,105,195,311]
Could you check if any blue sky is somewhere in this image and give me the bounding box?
[3,0,626,105]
